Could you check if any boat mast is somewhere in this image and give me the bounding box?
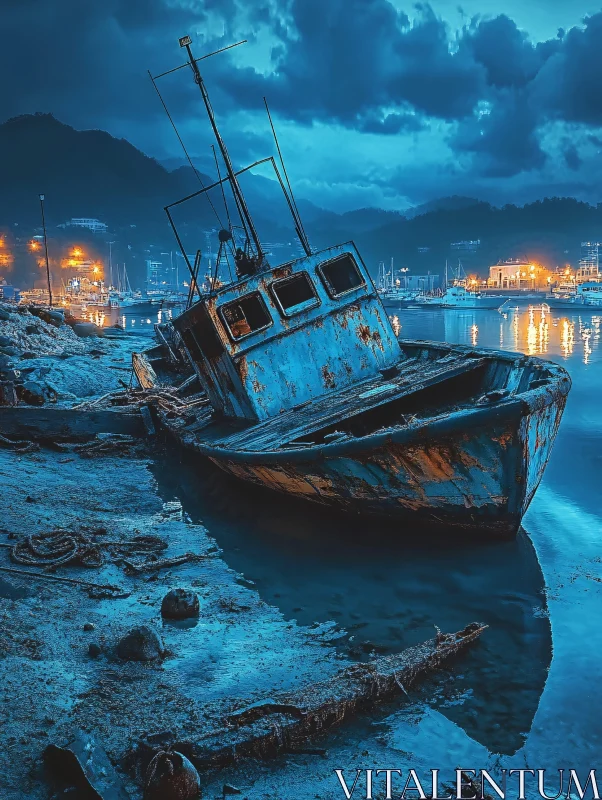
[179,36,264,268]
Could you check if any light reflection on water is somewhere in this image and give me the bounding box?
[79,305,182,331]
[393,305,601,367]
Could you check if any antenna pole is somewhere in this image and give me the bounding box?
[180,38,264,264]
[38,194,53,308]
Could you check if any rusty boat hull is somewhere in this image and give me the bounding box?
[164,340,571,538]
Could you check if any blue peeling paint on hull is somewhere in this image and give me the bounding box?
[202,392,568,538]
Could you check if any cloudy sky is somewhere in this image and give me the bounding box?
[2,0,602,212]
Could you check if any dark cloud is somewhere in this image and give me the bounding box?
[1,0,602,209]
[211,0,486,123]
[0,0,213,130]
[452,91,547,177]
[459,14,557,89]
[532,12,602,126]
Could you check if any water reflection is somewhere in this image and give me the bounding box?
[151,452,551,757]
[560,318,574,359]
[78,305,181,331]
[392,307,601,366]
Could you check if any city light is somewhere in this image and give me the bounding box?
[72,247,83,257]
[29,240,40,251]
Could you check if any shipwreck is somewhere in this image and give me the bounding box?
[143,36,571,538]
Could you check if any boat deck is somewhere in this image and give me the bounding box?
[204,349,489,454]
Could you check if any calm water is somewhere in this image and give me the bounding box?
[80,305,183,333]
[151,305,601,790]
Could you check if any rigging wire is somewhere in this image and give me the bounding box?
[148,70,225,231]
[263,96,310,253]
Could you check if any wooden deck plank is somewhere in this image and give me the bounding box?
[211,354,487,453]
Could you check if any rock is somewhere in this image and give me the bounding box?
[25,324,42,335]
[117,625,164,661]
[38,309,64,328]
[0,335,12,347]
[83,622,95,631]
[17,380,46,405]
[71,322,103,338]
[0,308,13,321]
[44,730,130,799]
[0,346,20,357]
[0,382,18,406]
[144,751,201,800]
[161,589,200,621]
[88,642,101,658]
[21,351,37,359]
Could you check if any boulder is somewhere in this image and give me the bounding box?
[38,309,64,328]
[71,322,103,338]
[144,751,201,800]
[17,380,46,405]
[116,625,164,661]
[161,589,200,621]
[0,335,13,347]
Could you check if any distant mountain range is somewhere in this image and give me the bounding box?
[1,113,602,281]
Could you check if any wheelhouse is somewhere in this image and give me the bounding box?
[173,243,401,422]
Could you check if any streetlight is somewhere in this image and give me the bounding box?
[39,194,53,308]
[107,241,115,288]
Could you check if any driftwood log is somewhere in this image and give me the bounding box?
[132,353,158,390]
[135,623,486,774]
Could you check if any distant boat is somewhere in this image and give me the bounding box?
[377,259,419,306]
[413,261,509,310]
[381,287,420,305]
[545,281,602,311]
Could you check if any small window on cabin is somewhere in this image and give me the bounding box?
[219,292,272,341]
[270,272,319,316]
[318,253,366,298]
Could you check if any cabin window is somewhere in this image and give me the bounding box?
[270,272,319,316]
[318,253,366,298]
[219,292,272,341]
